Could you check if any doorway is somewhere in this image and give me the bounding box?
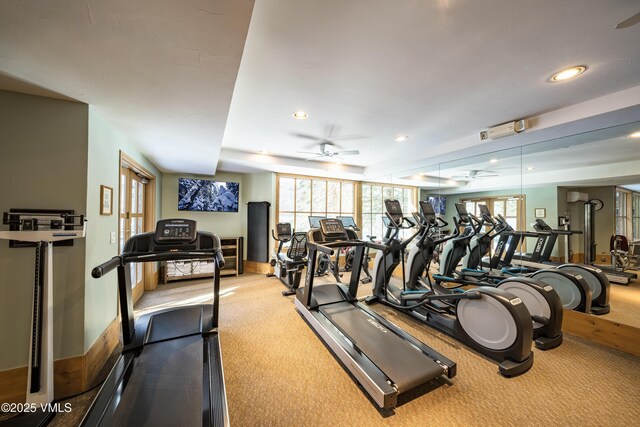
[118,151,157,303]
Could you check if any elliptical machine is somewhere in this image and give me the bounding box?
[267,222,307,296]
[366,199,534,377]
[486,214,597,314]
[437,203,563,349]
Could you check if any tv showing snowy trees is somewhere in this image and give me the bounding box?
[178,178,239,212]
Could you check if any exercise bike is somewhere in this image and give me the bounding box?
[366,199,534,377]
[267,222,307,296]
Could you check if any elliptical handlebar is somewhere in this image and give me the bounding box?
[384,211,421,251]
[432,217,461,245]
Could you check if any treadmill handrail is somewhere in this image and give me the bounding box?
[92,256,123,278]
[92,250,224,279]
[307,241,335,255]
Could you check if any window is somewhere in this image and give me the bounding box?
[277,175,355,232]
[361,184,417,240]
[633,194,640,241]
[616,190,628,237]
[462,195,525,250]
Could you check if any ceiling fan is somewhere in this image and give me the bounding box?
[298,142,359,161]
[451,170,500,181]
[615,11,640,29]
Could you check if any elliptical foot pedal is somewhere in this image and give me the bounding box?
[534,333,563,350]
[498,352,534,377]
[590,305,610,315]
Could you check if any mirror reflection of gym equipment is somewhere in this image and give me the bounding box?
[418,122,640,338]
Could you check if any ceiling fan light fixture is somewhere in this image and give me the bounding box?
[629,131,640,138]
[394,135,409,143]
[292,111,308,119]
[550,66,586,82]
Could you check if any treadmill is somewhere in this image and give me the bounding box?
[81,219,228,426]
[295,218,456,410]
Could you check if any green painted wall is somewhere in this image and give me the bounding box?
[162,172,276,259]
[162,172,246,239]
[0,90,88,369]
[84,108,162,350]
[0,91,163,372]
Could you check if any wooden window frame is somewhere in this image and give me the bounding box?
[275,173,358,232]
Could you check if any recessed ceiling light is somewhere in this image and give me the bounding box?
[629,131,640,138]
[292,111,308,119]
[550,66,587,82]
[394,135,409,142]
[527,166,535,171]
[490,158,498,163]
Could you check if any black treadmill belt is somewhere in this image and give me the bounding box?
[319,302,444,393]
[112,335,203,426]
[146,305,208,343]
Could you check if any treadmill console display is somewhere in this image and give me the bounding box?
[419,201,437,224]
[276,222,292,238]
[384,199,404,225]
[454,203,470,223]
[319,218,347,238]
[155,219,197,243]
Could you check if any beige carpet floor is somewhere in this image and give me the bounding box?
[38,272,640,426]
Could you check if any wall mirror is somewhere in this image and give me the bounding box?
[407,122,640,345]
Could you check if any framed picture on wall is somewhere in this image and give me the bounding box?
[535,208,546,218]
[100,185,113,216]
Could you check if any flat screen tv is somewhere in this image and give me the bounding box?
[426,195,446,215]
[178,178,239,212]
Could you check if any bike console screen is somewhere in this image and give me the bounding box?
[276,222,292,238]
[384,199,404,226]
[154,219,197,243]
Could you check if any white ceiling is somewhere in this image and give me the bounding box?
[0,0,254,174]
[0,0,639,186]
[222,0,640,180]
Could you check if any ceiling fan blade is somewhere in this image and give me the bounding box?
[290,132,323,141]
[336,150,359,156]
[330,134,368,141]
[297,151,321,155]
[304,155,323,161]
[615,11,640,29]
